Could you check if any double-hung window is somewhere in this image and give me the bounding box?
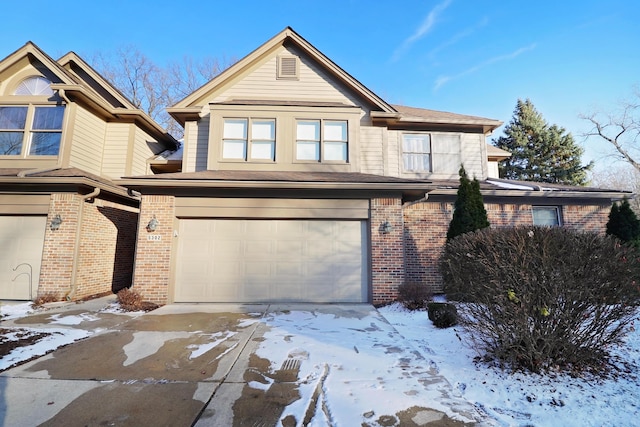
[532,206,561,226]
[222,118,276,161]
[402,133,431,172]
[0,105,64,156]
[296,119,348,162]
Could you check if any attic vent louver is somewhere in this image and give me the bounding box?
[277,56,299,80]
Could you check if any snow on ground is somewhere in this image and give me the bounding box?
[254,307,484,426]
[380,303,640,427]
[2,300,639,426]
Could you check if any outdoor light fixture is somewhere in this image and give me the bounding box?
[50,214,62,231]
[146,215,159,232]
[380,220,392,234]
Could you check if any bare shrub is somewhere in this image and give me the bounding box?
[32,293,61,307]
[116,288,159,312]
[397,283,432,310]
[440,226,640,373]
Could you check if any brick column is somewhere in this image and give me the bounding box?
[403,201,452,295]
[132,195,175,305]
[370,197,404,305]
[39,194,79,299]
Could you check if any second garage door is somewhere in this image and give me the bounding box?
[174,219,367,303]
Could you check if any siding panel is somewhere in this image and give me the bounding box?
[68,106,106,175]
[102,123,130,179]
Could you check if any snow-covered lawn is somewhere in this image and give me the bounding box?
[380,303,640,427]
[2,300,639,426]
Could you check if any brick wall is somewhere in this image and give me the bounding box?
[400,200,611,298]
[74,200,138,300]
[403,201,452,295]
[38,193,138,301]
[38,194,78,298]
[132,195,175,305]
[562,204,609,232]
[370,197,404,305]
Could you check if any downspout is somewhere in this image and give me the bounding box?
[402,193,429,208]
[66,187,100,301]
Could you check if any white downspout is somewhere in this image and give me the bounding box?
[66,187,100,301]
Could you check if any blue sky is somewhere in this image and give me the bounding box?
[2,0,638,172]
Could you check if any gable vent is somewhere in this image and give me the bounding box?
[277,56,299,80]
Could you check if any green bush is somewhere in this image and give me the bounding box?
[607,198,640,247]
[440,226,640,373]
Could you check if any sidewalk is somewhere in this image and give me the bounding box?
[0,300,493,426]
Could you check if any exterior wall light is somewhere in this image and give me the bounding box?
[146,215,159,232]
[50,214,63,231]
[380,220,392,234]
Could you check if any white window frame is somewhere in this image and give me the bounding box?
[221,118,276,162]
[402,133,432,172]
[532,206,562,226]
[295,119,348,163]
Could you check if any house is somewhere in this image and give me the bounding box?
[0,42,177,301]
[117,27,628,306]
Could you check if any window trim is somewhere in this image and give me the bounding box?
[0,104,64,158]
[401,132,432,172]
[221,117,276,163]
[295,119,349,163]
[532,206,562,227]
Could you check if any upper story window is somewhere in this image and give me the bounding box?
[402,134,431,171]
[15,76,55,96]
[0,105,64,156]
[0,77,63,157]
[532,206,561,226]
[296,120,348,162]
[402,133,462,173]
[222,118,275,161]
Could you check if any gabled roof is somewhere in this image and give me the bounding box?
[0,41,177,149]
[168,27,395,124]
[0,41,78,86]
[57,51,137,110]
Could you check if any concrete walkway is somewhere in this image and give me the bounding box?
[0,299,493,426]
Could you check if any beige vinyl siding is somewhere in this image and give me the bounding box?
[131,127,158,176]
[101,123,130,179]
[387,130,400,177]
[68,105,106,176]
[461,133,486,180]
[183,117,210,172]
[360,126,384,175]
[212,45,360,106]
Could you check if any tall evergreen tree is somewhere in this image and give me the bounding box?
[447,166,490,240]
[606,198,640,244]
[493,99,592,185]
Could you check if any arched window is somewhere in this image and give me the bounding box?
[14,76,54,96]
[0,76,63,156]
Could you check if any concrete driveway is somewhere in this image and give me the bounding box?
[0,299,492,426]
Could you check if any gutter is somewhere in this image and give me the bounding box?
[66,187,100,301]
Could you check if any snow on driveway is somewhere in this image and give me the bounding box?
[252,306,487,426]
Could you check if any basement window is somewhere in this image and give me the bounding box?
[532,206,561,226]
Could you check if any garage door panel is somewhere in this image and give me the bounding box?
[175,219,367,303]
[0,216,46,300]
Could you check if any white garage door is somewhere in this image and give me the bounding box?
[175,219,367,303]
[0,216,46,300]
